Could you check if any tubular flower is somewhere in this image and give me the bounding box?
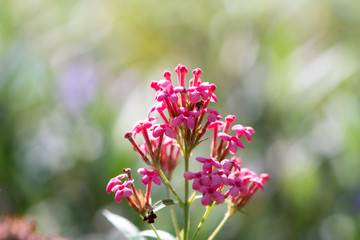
[106,64,269,234]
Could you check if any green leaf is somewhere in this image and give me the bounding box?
[102,209,146,240]
[152,199,178,213]
[138,230,175,240]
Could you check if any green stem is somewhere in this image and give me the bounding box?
[149,223,162,240]
[188,191,198,205]
[208,207,235,240]
[157,168,184,207]
[192,204,214,240]
[166,186,181,238]
[183,150,191,240]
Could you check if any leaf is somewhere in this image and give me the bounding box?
[102,209,146,240]
[137,230,175,240]
[152,199,178,213]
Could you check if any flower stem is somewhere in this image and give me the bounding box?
[166,186,181,238]
[192,203,214,240]
[188,191,198,205]
[208,207,235,240]
[149,223,162,240]
[157,168,184,207]
[183,150,191,240]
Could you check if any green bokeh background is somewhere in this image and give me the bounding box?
[1,0,360,239]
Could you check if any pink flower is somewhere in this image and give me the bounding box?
[154,80,184,103]
[184,171,211,190]
[172,107,201,129]
[199,181,225,206]
[147,102,167,118]
[137,168,161,186]
[222,157,242,172]
[232,124,255,142]
[208,121,225,131]
[228,177,248,198]
[203,108,222,122]
[174,64,188,87]
[224,115,236,133]
[132,120,153,137]
[187,82,218,103]
[190,68,202,87]
[196,157,222,172]
[106,174,134,202]
[151,124,177,138]
[106,174,128,194]
[210,169,230,185]
[218,133,245,154]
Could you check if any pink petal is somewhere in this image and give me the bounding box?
[172,115,185,126]
[153,127,164,138]
[189,92,200,103]
[184,171,196,180]
[115,191,124,202]
[164,127,177,138]
[153,176,162,186]
[213,192,225,204]
[192,179,201,190]
[210,94,217,102]
[137,168,148,175]
[196,157,208,163]
[229,187,240,198]
[122,188,133,197]
[141,176,151,185]
[218,133,231,141]
[201,194,212,206]
[168,94,178,103]
[229,142,238,154]
[186,117,195,129]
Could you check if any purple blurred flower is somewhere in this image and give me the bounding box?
[56,61,97,113]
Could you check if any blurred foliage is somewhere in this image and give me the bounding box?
[1,0,360,239]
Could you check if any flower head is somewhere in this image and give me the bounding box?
[137,168,161,186]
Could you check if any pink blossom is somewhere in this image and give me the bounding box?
[208,121,225,131]
[172,107,201,129]
[232,124,255,142]
[199,181,225,206]
[222,157,242,172]
[106,174,128,194]
[196,157,222,172]
[151,124,177,138]
[137,168,161,186]
[163,70,172,81]
[224,115,236,133]
[132,120,153,137]
[203,109,222,122]
[218,133,245,154]
[147,102,167,118]
[184,171,211,190]
[106,175,134,202]
[174,64,188,87]
[191,68,202,87]
[210,169,230,185]
[154,80,184,103]
[228,177,248,198]
[186,81,217,104]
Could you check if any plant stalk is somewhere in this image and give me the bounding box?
[157,168,184,207]
[208,207,235,240]
[166,186,181,238]
[149,223,162,240]
[192,204,214,240]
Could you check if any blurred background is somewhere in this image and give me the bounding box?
[0,0,360,239]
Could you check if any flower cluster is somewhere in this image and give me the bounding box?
[184,156,269,207]
[106,64,269,239]
[106,168,161,215]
